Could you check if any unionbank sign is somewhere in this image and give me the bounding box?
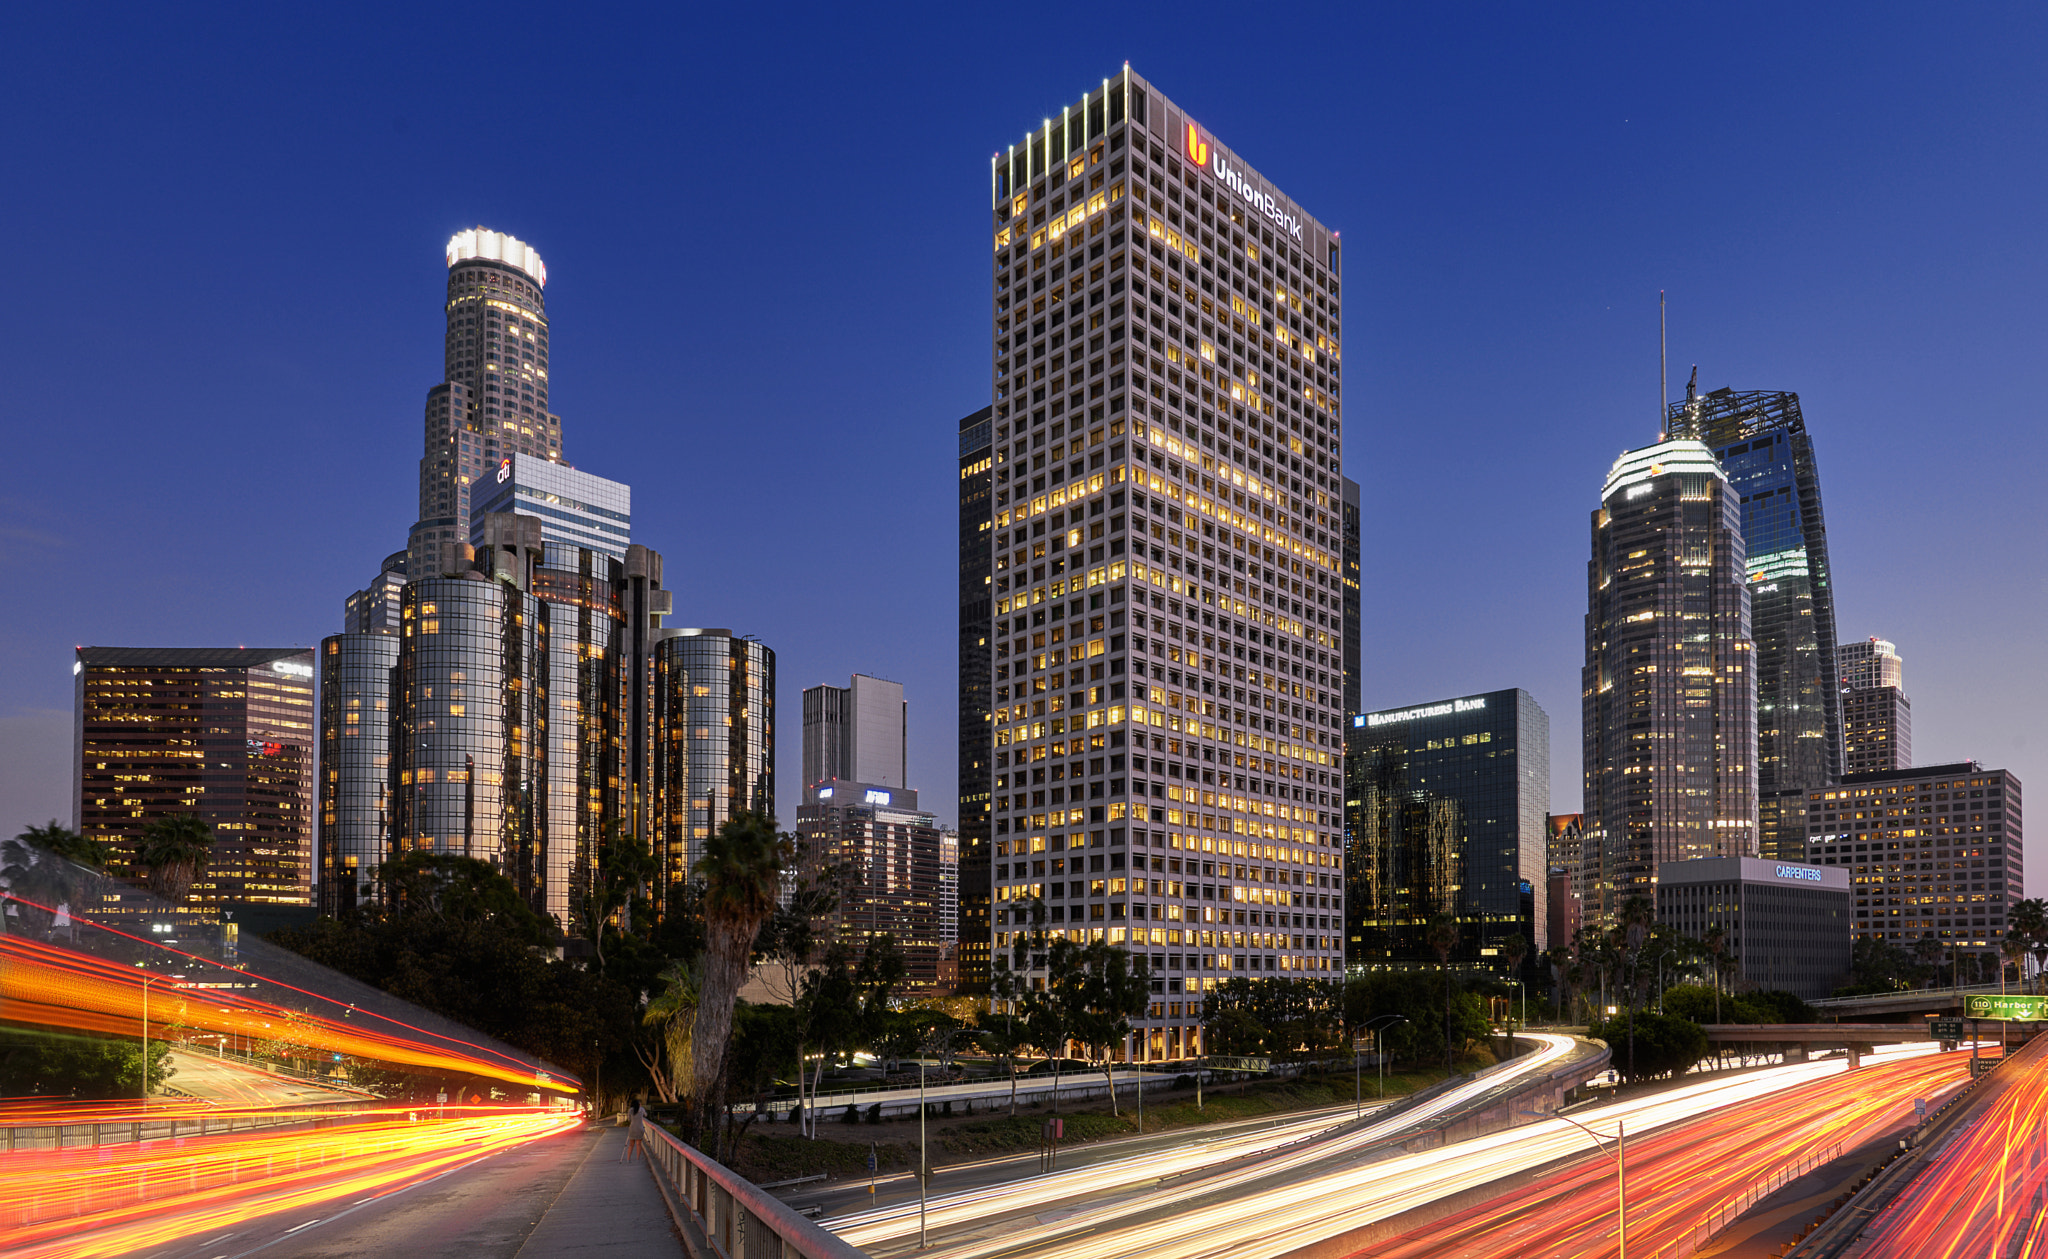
[1184,122,1304,243]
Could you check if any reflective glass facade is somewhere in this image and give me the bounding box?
[653,630,775,882]
[318,633,400,915]
[958,405,995,989]
[1669,389,1841,859]
[75,647,317,910]
[986,68,1347,1060]
[1344,689,1549,971]
[1582,437,1757,925]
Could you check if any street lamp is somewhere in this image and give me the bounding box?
[918,1027,963,1250]
[137,969,184,1112]
[1356,1015,1407,1116]
[1522,1108,1626,1259]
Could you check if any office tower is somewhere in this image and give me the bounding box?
[408,228,564,579]
[1667,388,1841,860]
[986,68,1347,1060]
[318,633,400,915]
[1655,857,1851,999]
[652,629,775,883]
[1804,762,2022,968]
[1582,427,1757,926]
[468,452,630,562]
[1340,476,1360,717]
[345,552,409,636]
[796,780,950,990]
[803,674,906,790]
[1545,813,1585,948]
[938,827,960,990]
[74,647,316,910]
[1344,690,1549,972]
[958,405,996,989]
[1840,637,1911,774]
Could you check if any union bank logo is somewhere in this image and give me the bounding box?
[1184,122,1209,167]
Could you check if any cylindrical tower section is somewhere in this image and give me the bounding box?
[318,633,401,916]
[391,576,548,910]
[532,546,626,933]
[654,629,776,887]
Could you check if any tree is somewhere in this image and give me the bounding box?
[1024,938,1090,1112]
[3,822,109,938]
[136,814,213,904]
[1617,895,1655,1080]
[1701,924,1728,1023]
[580,823,660,970]
[1071,942,1151,1115]
[639,958,701,1106]
[689,811,788,1156]
[1590,1011,1707,1082]
[1425,914,1460,1071]
[2010,899,2048,994]
[0,1028,172,1099]
[1342,971,1487,1068]
[753,855,835,1133]
[1501,931,1529,1025]
[980,896,1047,1118]
[378,852,547,942]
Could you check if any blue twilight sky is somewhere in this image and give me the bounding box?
[3,4,2044,891]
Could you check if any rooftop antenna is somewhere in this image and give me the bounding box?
[1658,290,1667,440]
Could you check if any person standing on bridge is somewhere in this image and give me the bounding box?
[620,1100,646,1163]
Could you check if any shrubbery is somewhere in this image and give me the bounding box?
[1589,1011,1708,1082]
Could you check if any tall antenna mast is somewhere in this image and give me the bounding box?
[1659,290,1668,440]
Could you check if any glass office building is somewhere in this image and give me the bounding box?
[1668,388,1840,860]
[318,633,401,915]
[985,67,1348,1061]
[1582,431,1757,926]
[652,629,775,882]
[1345,689,1549,970]
[75,647,317,911]
[957,405,996,990]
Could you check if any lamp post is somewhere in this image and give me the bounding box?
[1522,1109,1626,1259]
[1359,1014,1407,1113]
[137,970,183,1111]
[919,1028,961,1250]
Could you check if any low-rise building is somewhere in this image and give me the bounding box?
[1656,856,1851,1000]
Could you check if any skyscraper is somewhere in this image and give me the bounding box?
[1582,428,1757,925]
[75,647,317,910]
[986,68,1348,1061]
[467,452,630,562]
[1667,388,1840,860]
[1839,637,1911,774]
[803,674,906,790]
[1340,475,1361,717]
[652,629,775,882]
[958,405,996,989]
[796,781,951,990]
[1344,690,1548,972]
[408,228,565,580]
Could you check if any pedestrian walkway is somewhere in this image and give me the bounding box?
[515,1123,683,1257]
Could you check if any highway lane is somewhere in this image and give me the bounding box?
[836,1032,1589,1255]
[896,1041,1951,1259]
[1355,1046,1969,1259]
[1856,1036,2048,1259]
[165,1050,370,1107]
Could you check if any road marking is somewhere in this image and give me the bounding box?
[282,1220,321,1234]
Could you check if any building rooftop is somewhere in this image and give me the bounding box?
[446,227,546,287]
[77,646,312,670]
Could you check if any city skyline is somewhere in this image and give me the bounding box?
[3,8,2044,903]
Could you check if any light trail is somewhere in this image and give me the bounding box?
[1,932,571,1096]
[832,1032,1580,1249]
[1857,1035,2048,1259]
[899,1041,1954,1259]
[1353,1046,1967,1259]
[0,1106,581,1259]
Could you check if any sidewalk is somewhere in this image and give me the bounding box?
[515,1124,683,1257]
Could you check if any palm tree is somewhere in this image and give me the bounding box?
[690,810,788,1155]
[640,958,702,1107]
[2009,899,2048,994]
[137,814,213,904]
[1618,896,1654,1081]
[2001,933,2027,995]
[1702,924,1728,1023]
[1424,914,1459,1072]
[1502,931,1529,1028]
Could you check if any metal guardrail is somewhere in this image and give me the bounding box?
[2,1103,366,1151]
[645,1122,869,1259]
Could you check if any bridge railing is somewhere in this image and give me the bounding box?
[645,1123,868,1259]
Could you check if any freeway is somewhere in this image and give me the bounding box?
[833,1032,1592,1255]
[872,1041,1955,1259]
[1854,1035,2048,1259]
[164,1049,371,1107]
[1356,1045,1969,1259]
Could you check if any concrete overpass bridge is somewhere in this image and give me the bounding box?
[1804,983,2007,1020]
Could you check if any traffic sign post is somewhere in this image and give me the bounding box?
[1972,1057,1998,1078]
[1930,1019,1965,1041]
[1963,994,2048,1021]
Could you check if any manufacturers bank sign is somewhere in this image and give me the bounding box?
[1184,122,1304,242]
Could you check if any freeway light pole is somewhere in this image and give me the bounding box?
[1359,1015,1407,1114]
[1523,1108,1625,1259]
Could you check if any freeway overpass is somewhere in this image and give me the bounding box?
[1805,983,2006,1019]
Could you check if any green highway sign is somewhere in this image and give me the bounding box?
[1930,1019,1965,1040]
[1963,994,2048,1021]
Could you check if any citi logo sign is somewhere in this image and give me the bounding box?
[1184,122,1209,167]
